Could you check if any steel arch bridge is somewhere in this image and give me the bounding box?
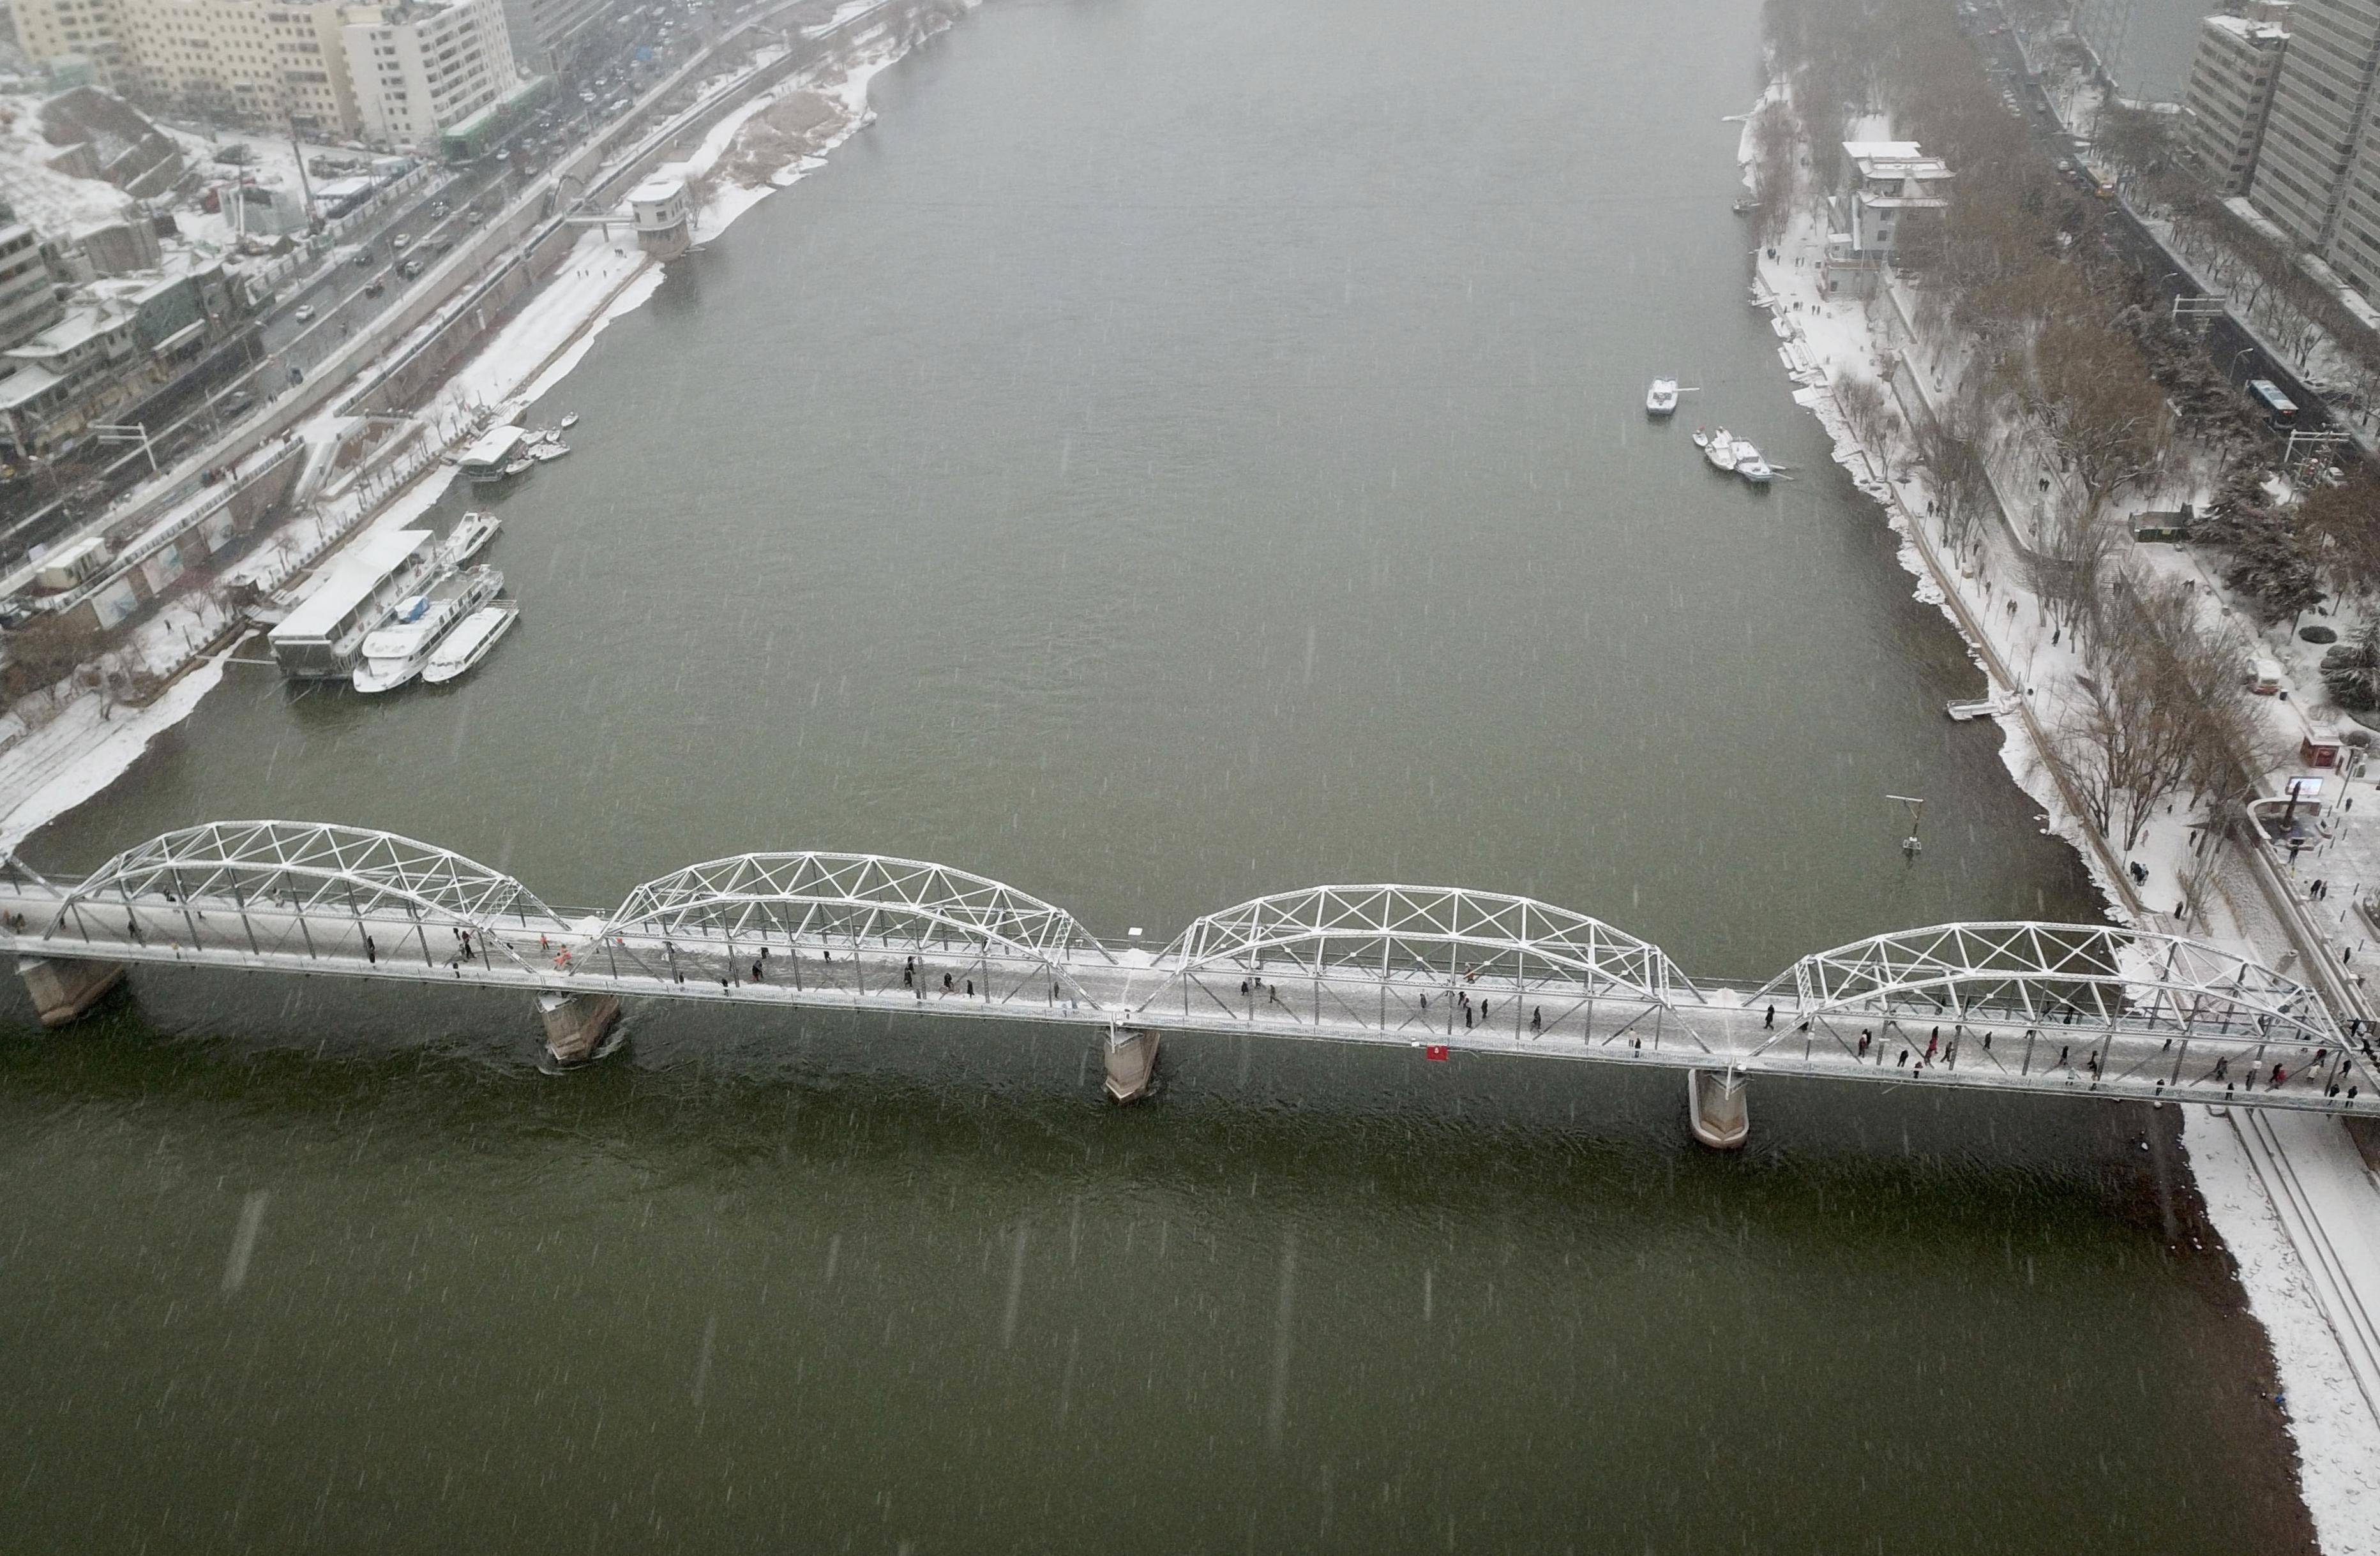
[590,851,1116,1008]
[3,821,2372,1118]
[1130,884,1703,1044]
[38,820,555,969]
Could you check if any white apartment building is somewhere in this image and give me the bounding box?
[2330,116,2380,293]
[2248,0,2380,251]
[2182,6,2291,196]
[340,0,514,149]
[11,0,358,134]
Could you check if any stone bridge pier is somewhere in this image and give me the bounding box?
[538,991,621,1068]
[17,955,128,1028]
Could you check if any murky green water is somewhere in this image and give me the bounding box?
[0,0,2308,1549]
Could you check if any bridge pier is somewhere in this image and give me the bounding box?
[1103,1026,1159,1103]
[1688,1068,1749,1149]
[17,954,129,1028]
[538,991,621,1068]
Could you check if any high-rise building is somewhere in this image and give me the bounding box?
[339,0,515,148]
[2181,6,2292,195]
[0,207,66,355]
[2247,0,2380,251]
[2329,117,2380,292]
[9,0,137,89]
[10,0,360,135]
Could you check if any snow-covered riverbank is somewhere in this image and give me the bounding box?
[0,0,979,858]
[1738,92,2380,1555]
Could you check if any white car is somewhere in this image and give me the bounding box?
[392,233,412,251]
[293,304,315,322]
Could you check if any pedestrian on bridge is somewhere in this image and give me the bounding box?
[1765,1005,1775,1029]
[1858,1030,1871,1058]
[365,934,377,964]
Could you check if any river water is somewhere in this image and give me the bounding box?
[0,0,2315,1548]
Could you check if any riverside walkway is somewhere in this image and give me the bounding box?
[3,822,2374,1128]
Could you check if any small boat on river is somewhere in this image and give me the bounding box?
[558,411,580,430]
[530,441,569,463]
[1701,427,1739,472]
[1732,437,1774,484]
[423,601,518,685]
[442,511,500,565]
[1646,378,1680,417]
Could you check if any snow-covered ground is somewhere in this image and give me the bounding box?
[0,89,146,238]
[1743,89,2380,1554]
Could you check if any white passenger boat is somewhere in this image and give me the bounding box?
[1732,438,1774,484]
[1702,427,1739,472]
[530,441,568,462]
[423,601,518,685]
[442,511,500,564]
[352,565,502,693]
[1646,378,1679,416]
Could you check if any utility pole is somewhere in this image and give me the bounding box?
[1889,795,1927,859]
[287,110,318,227]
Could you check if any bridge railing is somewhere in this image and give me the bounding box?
[578,922,1106,1014]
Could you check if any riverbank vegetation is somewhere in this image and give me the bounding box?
[1755,0,2353,855]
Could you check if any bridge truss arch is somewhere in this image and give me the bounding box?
[1749,920,2343,1055]
[43,820,557,968]
[1133,885,1703,1045]
[596,852,1115,1009]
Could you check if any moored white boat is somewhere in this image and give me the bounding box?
[1732,438,1773,483]
[423,601,518,685]
[1646,377,1679,416]
[1703,427,1738,472]
[442,511,500,565]
[352,565,502,693]
[557,412,580,430]
[529,441,568,462]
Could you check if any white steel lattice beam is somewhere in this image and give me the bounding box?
[1134,884,1696,1021]
[1747,921,2338,1047]
[601,852,1114,1005]
[43,821,554,952]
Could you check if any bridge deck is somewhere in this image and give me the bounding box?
[5,881,2371,1118]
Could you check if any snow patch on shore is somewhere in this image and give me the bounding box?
[2183,1112,2380,1555]
[0,647,242,857]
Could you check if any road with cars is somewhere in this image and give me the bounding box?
[0,6,708,569]
[1975,4,2344,443]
